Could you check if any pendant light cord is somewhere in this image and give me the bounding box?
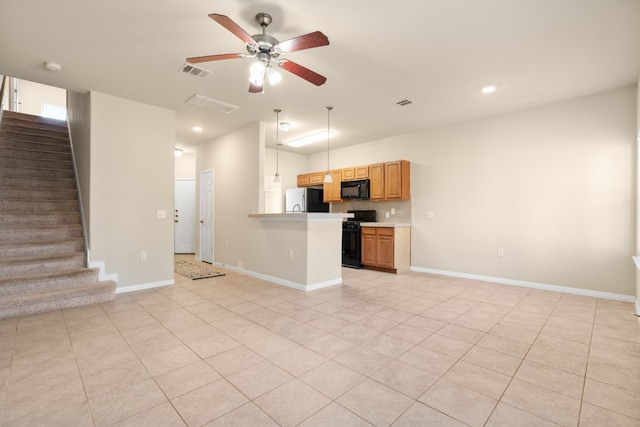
[326,106,333,173]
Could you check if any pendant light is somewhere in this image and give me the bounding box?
[274,108,282,183]
[324,106,333,183]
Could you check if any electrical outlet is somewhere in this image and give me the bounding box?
[157,210,166,219]
[391,208,396,215]
[497,248,505,257]
[385,211,390,218]
[225,241,229,248]
[289,249,294,259]
[140,251,147,260]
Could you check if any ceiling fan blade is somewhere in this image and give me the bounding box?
[279,60,327,86]
[186,53,244,64]
[277,31,329,53]
[209,13,257,46]
[249,81,263,93]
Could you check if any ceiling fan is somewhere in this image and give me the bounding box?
[186,13,329,93]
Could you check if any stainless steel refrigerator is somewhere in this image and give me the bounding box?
[285,187,330,213]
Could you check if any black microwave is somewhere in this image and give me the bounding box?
[341,179,370,200]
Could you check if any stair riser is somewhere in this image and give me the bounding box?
[0,227,82,241]
[0,188,78,200]
[0,155,73,170]
[1,176,76,190]
[0,166,74,180]
[0,241,85,259]
[0,200,79,213]
[0,257,86,276]
[0,138,71,153]
[0,147,72,161]
[1,124,69,138]
[2,111,68,126]
[0,282,117,320]
[0,213,81,227]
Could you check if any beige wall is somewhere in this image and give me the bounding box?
[17,79,66,116]
[305,86,637,296]
[196,122,263,268]
[67,90,92,239]
[89,92,175,288]
[175,152,196,179]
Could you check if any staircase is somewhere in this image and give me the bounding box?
[0,111,116,320]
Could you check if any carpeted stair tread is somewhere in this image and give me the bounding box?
[0,280,117,320]
[0,146,72,161]
[0,165,75,180]
[0,176,76,190]
[0,138,72,153]
[0,222,82,242]
[0,238,85,258]
[0,187,78,200]
[0,253,86,276]
[0,212,81,227]
[0,200,79,213]
[0,267,100,296]
[0,123,69,138]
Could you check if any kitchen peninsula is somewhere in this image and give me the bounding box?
[247,213,352,291]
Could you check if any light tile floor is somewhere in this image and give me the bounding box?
[1,256,639,426]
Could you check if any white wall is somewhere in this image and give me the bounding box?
[67,90,91,239]
[306,86,637,296]
[89,92,175,288]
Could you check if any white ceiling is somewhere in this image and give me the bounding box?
[1,1,639,155]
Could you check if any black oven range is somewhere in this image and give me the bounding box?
[342,210,377,268]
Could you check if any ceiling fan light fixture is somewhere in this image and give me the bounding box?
[266,67,282,85]
[249,60,266,85]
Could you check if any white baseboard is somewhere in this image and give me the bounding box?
[115,279,175,294]
[411,266,636,303]
[635,300,640,317]
[214,262,342,291]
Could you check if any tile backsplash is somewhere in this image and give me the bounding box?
[331,199,412,224]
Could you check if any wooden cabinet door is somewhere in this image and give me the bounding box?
[297,174,310,187]
[376,228,395,268]
[323,170,342,202]
[355,166,369,179]
[309,172,324,185]
[384,160,410,200]
[369,163,385,200]
[361,228,376,265]
[341,167,355,181]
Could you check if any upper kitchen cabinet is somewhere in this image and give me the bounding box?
[323,170,343,202]
[369,160,410,200]
[297,172,324,187]
[342,165,369,181]
[385,160,410,200]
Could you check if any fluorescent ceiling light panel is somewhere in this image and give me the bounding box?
[288,130,335,148]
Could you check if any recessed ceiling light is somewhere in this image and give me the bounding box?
[44,62,62,72]
[192,126,203,132]
[174,148,184,158]
[279,122,290,132]
[481,85,498,94]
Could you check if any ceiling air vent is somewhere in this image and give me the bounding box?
[178,63,211,79]
[396,99,416,107]
[185,94,239,114]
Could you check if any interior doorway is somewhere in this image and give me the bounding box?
[174,179,196,253]
[199,169,214,263]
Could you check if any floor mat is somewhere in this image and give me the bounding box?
[174,259,225,280]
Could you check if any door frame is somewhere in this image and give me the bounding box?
[199,169,214,263]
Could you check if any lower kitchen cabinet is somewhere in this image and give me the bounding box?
[361,225,410,273]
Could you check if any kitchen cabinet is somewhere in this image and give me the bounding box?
[369,163,385,200]
[297,172,324,187]
[361,225,411,273]
[341,167,355,181]
[323,170,343,202]
[355,166,369,179]
[368,161,410,200]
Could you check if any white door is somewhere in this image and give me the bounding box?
[199,170,214,264]
[174,180,196,253]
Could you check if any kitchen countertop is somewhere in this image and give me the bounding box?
[359,222,412,227]
[249,213,354,221]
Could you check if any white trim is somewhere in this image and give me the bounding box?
[214,262,342,291]
[410,266,636,303]
[88,259,118,282]
[115,279,175,294]
[635,300,640,316]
